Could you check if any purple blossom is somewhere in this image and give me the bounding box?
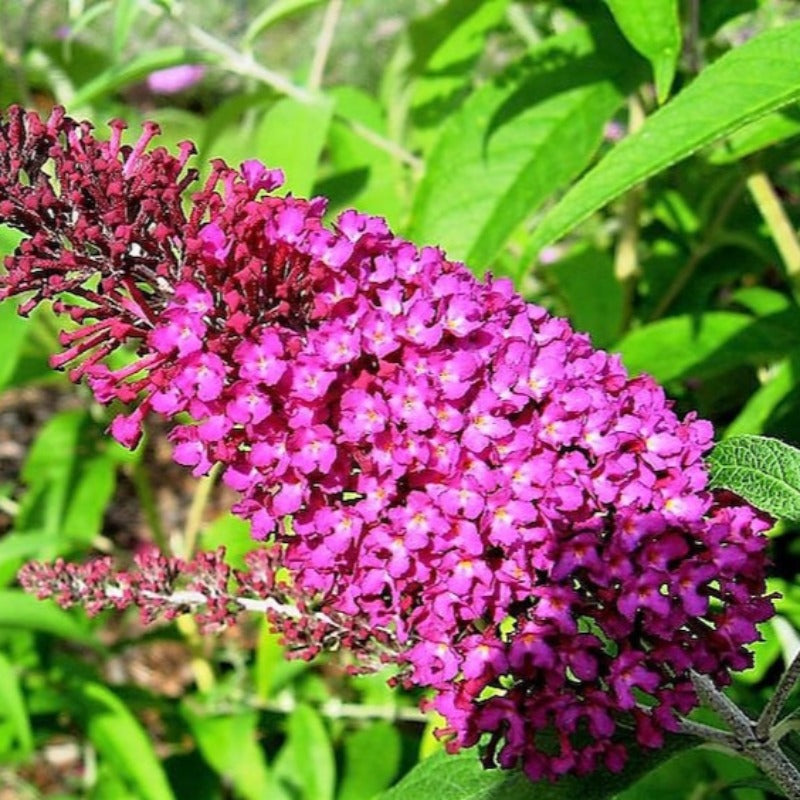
[146,64,206,94]
[0,106,776,782]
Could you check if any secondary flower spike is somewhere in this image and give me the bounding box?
[2,106,774,782]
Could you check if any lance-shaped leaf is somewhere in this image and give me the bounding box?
[604,0,681,103]
[528,21,800,252]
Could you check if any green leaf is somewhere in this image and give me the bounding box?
[736,620,782,685]
[321,86,404,223]
[67,0,114,39]
[708,434,800,521]
[16,409,120,542]
[77,682,175,800]
[546,247,623,348]
[528,21,800,252]
[0,300,30,392]
[201,512,253,570]
[726,354,800,437]
[616,310,800,383]
[380,735,695,800]
[616,748,762,800]
[183,706,270,800]
[0,590,99,648]
[408,0,510,131]
[112,0,141,62]
[0,224,23,254]
[243,0,326,47]
[410,21,643,267]
[0,651,33,756]
[255,96,334,196]
[290,705,336,800]
[0,530,63,574]
[604,0,681,103]
[271,705,336,800]
[337,721,401,800]
[254,619,301,701]
[708,104,800,164]
[68,47,207,109]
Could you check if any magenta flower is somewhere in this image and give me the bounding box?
[1,106,775,782]
[146,64,206,94]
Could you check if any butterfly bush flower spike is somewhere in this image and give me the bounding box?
[1,106,775,782]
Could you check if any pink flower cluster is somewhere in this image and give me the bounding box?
[1,106,775,782]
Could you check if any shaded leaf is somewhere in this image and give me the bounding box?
[616,310,800,383]
[546,247,623,348]
[381,735,695,800]
[708,104,800,164]
[528,21,800,251]
[726,354,800,438]
[16,410,119,543]
[709,434,800,521]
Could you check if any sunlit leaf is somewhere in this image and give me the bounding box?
[0,590,99,647]
[0,651,33,756]
[338,721,401,800]
[604,0,681,103]
[254,96,334,196]
[528,21,800,252]
[183,705,270,800]
[709,434,800,521]
[77,682,175,800]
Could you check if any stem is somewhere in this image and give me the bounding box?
[251,694,428,724]
[135,588,302,619]
[757,650,800,740]
[145,3,422,170]
[182,462,220,560]
[130,459,170,554]
[686,672,800,799]
[686,0,702,74]
[308,0,343,91]
[649,177,745,320]
[614,94,646,331]
[690,672,755,741]
[177,462,220,692]
[675,717,738,750]
[746,169,800,295]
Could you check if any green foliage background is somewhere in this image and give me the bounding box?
[2,0,800,797]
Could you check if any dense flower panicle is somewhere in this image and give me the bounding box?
[2,106,775,782]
